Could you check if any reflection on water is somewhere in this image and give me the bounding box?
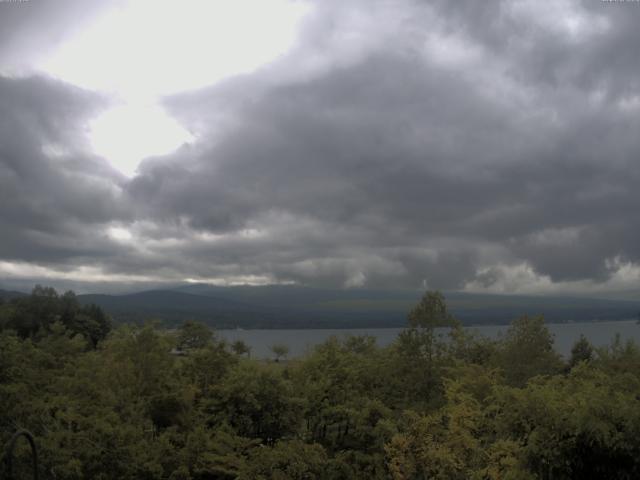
[219,320,640,359]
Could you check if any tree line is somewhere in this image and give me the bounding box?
[1,288,640,479]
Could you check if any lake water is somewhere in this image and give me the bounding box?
[219,320,640,359]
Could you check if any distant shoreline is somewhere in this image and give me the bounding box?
[216,319,640,359]
[216,318,639,331]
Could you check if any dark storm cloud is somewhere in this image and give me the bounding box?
[153,0,640,289]
[2,0,640,292]
[0,75,130,265]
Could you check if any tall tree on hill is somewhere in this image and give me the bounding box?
[497,315,563,387]
[270,344,289,362]
[231,339,252,358]
[569,334,594,368]
[407,290,458,329]
[391,291,459,408]
[177,320,214,351]
[0,286,111,347]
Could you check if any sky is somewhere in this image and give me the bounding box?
[1,0,640,296]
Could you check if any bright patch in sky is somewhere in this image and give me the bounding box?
[108,226,134,242]
[40,0,311,176]
[89,103,193,176]
[41,0,310,97]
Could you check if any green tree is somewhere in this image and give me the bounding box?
[387,291,457,408]
[69,304,112,349]
[231,339,251,358]
[182,340,236,397]
[270,343,289,362]
[408,290,457,329]
[496,315,563,387]
[9,285,60,338]
[238,439,328,480]
[0,287,110,347]
[177,320,213,351]
[569,334,594,368]
[491,365,640,479]
[206,362,303,444]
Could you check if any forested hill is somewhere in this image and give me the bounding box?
[71,285,640,328]
[0,289,28,301]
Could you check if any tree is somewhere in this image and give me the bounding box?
[9,285,60,338]
[182,341,237,396]
[207,362,303,443]
[497,315,563,387]
[491,365,640,479]
[270,343,290,362]
[0,287,110,347]
[177,320,213,351]
[387,291,457,407]
[569,334,594,368]
[238,439,327,480]
[231,339,251,358]
[408,290,457,329]
[0,300,16,332]
[403,291,458,361]
[59,290,80,326]
[68,304,112,349]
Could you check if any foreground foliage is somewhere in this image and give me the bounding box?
[1,288,640,479]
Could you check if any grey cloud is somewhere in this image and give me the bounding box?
[2,0,640,293]
[0,0,124,72]
[0,75,130,265]
[151,0,640,289]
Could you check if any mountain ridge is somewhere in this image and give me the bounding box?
[5,285,638,328]
[73,285,640,329]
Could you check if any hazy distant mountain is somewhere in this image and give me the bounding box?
[0,289,28,301]
[77,290,275,328]
[75,285,640,329]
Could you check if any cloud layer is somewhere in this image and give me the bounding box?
[1,0,640,294]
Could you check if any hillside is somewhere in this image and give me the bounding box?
[76,285,640,328]
[0,289,28,301]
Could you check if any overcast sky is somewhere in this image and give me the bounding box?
[1,0,640,296]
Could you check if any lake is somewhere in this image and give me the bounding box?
[219,320,640,359]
